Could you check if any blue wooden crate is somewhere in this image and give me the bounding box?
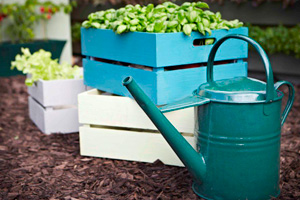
[81,27,248,68]
[81,27,248,105]
[83,59,247,105]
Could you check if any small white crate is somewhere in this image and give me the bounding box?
[28,78,86,134]
[29,97,80,134]
[78,89,196,166]
[28,78,86,107]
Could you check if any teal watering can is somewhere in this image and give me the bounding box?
[123,35,295,200]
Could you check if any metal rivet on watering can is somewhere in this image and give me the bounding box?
[123,34,295,200]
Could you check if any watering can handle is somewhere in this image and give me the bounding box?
[274,81,295,126]
[207,34,275,102]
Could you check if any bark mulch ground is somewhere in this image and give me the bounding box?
[0,76,299,200]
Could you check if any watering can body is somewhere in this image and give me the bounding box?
[193,100,281,199]
[123,35,294,200]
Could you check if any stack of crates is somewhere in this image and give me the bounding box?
[78,27,248,166]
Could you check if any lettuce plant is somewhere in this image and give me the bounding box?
[82,1,243,36]
[11,48,82,86]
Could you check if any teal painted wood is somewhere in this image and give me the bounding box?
[83,58,248,105]
[83,58,157,103]
[81,27,248,68]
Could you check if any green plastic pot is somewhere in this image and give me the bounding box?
[0,40,66,77]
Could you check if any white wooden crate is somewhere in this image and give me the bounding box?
[78,89,195,133]
[79,125,195,167]
[78,89,196,166]
[28,97,80,134]
[27,76,86,134]
[28,78,85,107]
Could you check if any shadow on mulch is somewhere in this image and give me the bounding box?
[0,76,299,200]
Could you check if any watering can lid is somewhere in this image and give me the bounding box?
[196,76,278,103]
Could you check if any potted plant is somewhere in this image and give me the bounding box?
[80,1,247,105]
[11,48,85,134]
[0,0,76,76]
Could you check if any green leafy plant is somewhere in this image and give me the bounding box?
[82,1,243,36]
[206,0,296,8]
[71,22,82,42]
[248,24,300,58]
[11,48,82,86]
[0,0,77,43]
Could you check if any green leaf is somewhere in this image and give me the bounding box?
[186,10,197,23]
[202,18,210,27]
[210,22,217,29]
[215,12,221,20]
[82,21,91,28]
[167,21,178,29]
[183,24,192,36]
[205,39,214,45]
[195,2,209,9]
[146,4,154,13]
[154,20,164,32]
[128,12,136,19]
[177,24,182,32]
[190,23,197,31]
[204,27,212,35]
[91,22,101,29]
[197,23,205,35]
[130,18,139,26]
[130,26,137,32]
[146,23,154,32]
[116,25,127,34]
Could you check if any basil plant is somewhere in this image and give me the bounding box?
[82,1,243,36]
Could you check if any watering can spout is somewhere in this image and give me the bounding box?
[123,76,206,184]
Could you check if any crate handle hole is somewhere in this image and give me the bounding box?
[193,38,216,46]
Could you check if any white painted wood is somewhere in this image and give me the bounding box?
[28,97,80,134]
[79,126,196,167]
[78,89,195,134]
[28,78,85,107]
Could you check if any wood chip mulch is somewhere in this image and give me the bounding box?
[0,76,299,200]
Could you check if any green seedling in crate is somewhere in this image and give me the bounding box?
[82,1,243,36]
[11,48,81,86]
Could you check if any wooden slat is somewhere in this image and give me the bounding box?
[78,89,195,133]
[83,59,248,105]
[28,97,80,134]
[79,126,196,167]
[156,62,248,104]
[27,77,85,107]
[81,27,248,68]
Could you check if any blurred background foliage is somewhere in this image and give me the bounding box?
[79,0,297,8]
[248,24,300,58]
